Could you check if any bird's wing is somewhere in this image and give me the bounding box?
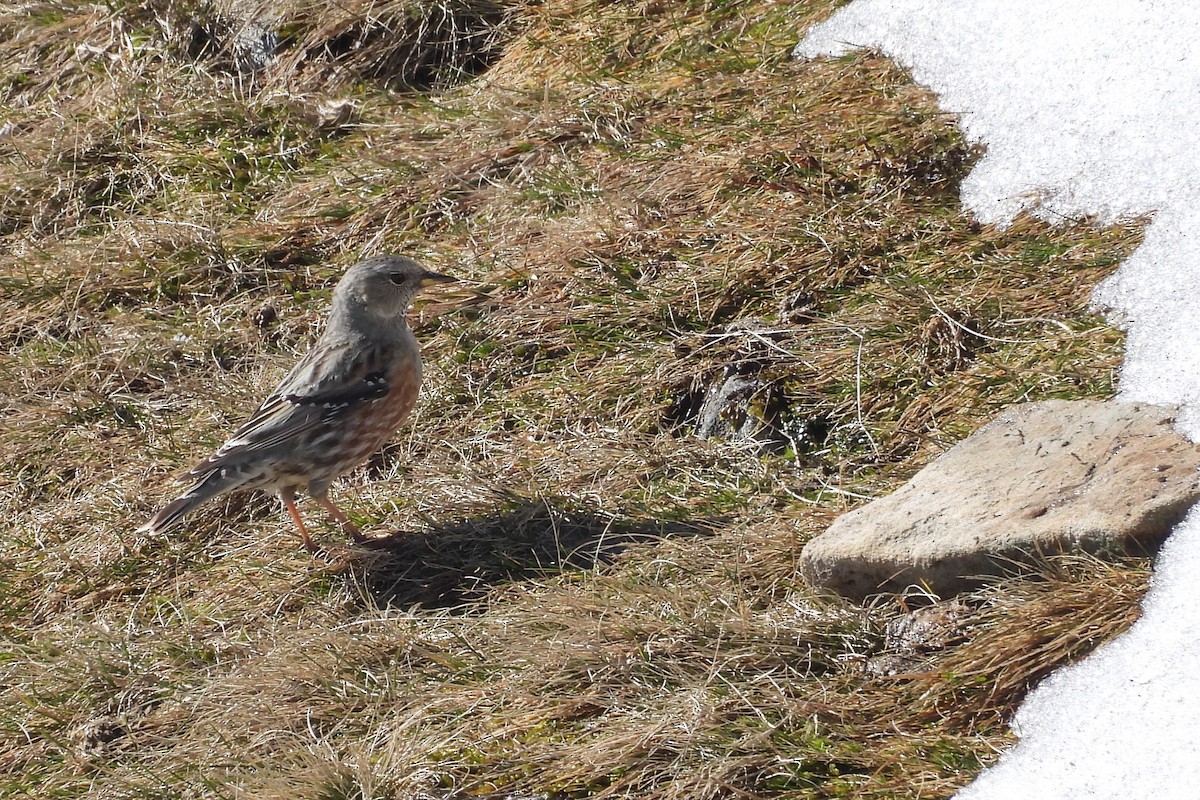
[186,338,395,476]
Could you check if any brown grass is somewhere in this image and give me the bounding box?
[1,0,1150,797]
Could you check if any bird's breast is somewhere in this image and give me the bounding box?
[349,351,422,452]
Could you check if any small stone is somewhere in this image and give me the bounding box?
[865,599,971,676]
[251,304,278,328]
[695,368,786,453]
[779,290,817,324]
[315,98,360,132]
[72,714,128,757]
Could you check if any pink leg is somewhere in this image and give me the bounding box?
[315,495,366,543]
[279,490,319,553]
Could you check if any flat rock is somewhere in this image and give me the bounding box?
[803,400,1200,601]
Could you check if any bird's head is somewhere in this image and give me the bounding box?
[332,254,458,322]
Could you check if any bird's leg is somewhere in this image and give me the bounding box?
[279,489,319,553]
[315,495,367,543]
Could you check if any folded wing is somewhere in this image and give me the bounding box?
[187,339,393,476]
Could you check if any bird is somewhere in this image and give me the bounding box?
[139,254,458,551]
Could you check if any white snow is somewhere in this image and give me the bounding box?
[795,2,1200,797]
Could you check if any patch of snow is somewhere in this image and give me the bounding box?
[959,506,1200,797]
[796,1,1200,797]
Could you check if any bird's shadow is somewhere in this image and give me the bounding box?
[331,496,717,611]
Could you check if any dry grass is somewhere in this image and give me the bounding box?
[1,0,1151,797]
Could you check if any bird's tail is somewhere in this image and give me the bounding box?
[138,469,230,535]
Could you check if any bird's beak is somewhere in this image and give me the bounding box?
[419,270,458,287]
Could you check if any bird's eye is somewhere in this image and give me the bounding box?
[388,272,406,286]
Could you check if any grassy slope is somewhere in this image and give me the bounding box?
[1,1,1150,797]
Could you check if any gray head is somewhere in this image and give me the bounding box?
[330,254,457,325]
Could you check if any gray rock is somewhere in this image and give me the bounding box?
[864,599,971,676]
[696,372,773,441]
[803,400,1200,601]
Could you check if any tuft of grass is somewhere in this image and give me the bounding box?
[0,0,1151,797]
